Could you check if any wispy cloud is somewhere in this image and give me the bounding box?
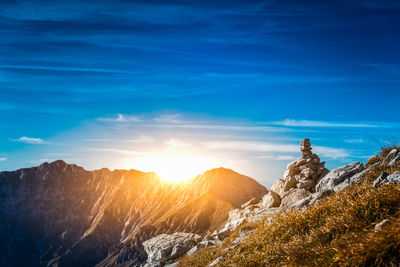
[98,113,142,122]
[270,119,378,128]
[154,114,185,124]
[276,155,297,160]
[203,141,299,153]
[154,124,308,132]
[203,140,351,159]
[344,138,365,143]
[0,157,7,161]
[11,136,49,144]
[313,146,351,159]
[96,113,311,132]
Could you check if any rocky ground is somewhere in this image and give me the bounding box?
[145,140,400,267]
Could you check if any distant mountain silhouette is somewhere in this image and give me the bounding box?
[0,161,267,266]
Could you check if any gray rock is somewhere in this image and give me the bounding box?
[374,219,391,232]
[283,174,298,192]
[388,154,400,167]
[209,256,224,267]
[291,189,334,210]
[383,149,398,164]
[316,162,364,193]
[261,191,281,208]
[143,232,202,266]
[334,162,379,192]
[270,179,285,198]
[373,172,400,187]
[280,188,312,210]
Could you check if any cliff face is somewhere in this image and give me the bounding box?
[0,161,267,266]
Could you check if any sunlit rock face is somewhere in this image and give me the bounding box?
[0,161,266,266]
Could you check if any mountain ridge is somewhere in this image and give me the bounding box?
[0,160,267,266]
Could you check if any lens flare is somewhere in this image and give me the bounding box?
[129,152,218,183]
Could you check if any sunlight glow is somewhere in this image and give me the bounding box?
[130,152,218,183]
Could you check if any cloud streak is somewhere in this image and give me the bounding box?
[98,114,142,122]
[270,119,378,128]
[11,136,49,144]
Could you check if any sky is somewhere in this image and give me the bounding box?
[0,0,399,186]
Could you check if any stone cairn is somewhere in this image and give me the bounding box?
[283,138,329,192]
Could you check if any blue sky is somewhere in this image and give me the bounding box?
[0,0,399,186]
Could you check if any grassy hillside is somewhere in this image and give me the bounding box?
[179,147,400,266]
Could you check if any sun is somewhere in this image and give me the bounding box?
[129,152,218,183]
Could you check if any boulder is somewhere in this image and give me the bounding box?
[334,162,379,192]
[270,179,285,197]
[280,188,312,210]
[283,174,298,192]
[383,149,398,164]
[261,191,281,208]
[315,162,364,193]
[388,154,400,167]
[143,232,201,266]
[373,172,400,188]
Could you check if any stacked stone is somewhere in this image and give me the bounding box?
[300,138,313,158]
[283,138,329,192]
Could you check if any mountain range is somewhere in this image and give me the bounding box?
[0,160,266,266]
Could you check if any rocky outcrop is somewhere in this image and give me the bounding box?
[383,148,399,165]
[261,191,281,208]
[280,188,312,209]
[373,171,400,187]
[187,139,370,258]
[181,139,330,257]
[143,232,202,266]
[177,144,400,265]
[315,162,364,193]
[384,149,400,167]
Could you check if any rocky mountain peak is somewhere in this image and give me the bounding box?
[0,161,267,267]
[192,167,267,208]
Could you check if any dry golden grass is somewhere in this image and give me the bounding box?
[179,147,400,267]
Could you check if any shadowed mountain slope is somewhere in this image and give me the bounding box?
[0,161,266,266]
